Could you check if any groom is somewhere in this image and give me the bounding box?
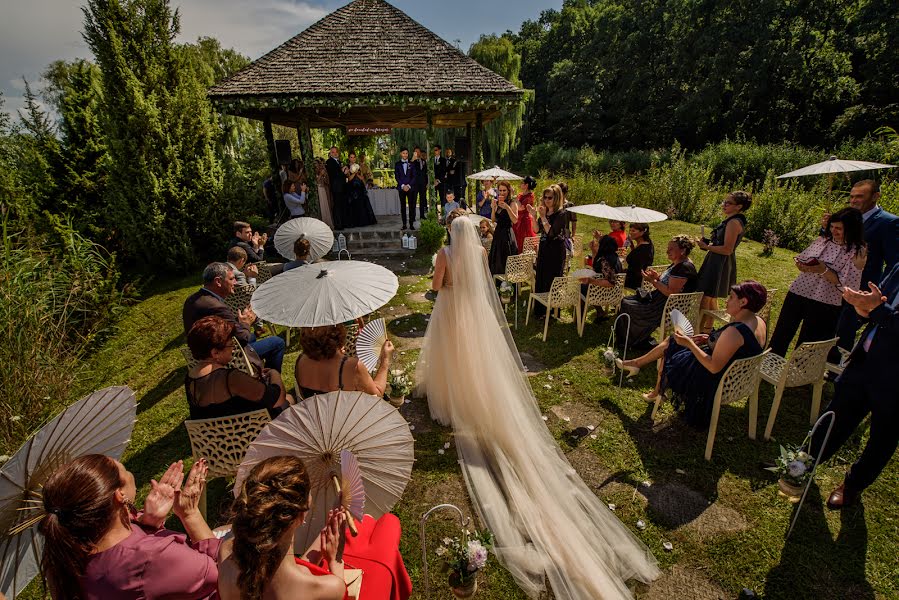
[395,147,417,230]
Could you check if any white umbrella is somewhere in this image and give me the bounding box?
[777,156,895,179]
[273,217,334,261]
[0,386,137,598]
[251,260,398,327]
[233,390,414,552]
[467,166,523,181]
[566,203,628,221]
[613,204,668,223]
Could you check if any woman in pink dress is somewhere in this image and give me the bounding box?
[513,175,538,252]
[38,455,220,600]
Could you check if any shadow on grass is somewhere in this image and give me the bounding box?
[137,368,185,414]
[764,487,874,599]
[125,424,190,491]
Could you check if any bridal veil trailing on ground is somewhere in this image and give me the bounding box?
[416,219,659,599]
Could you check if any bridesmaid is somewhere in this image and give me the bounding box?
[488,181,520,276]
[513,175,538,252]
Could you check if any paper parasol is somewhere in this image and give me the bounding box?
[234,391,414,552]
[566,203,628,221]
[777,156,895,178]
[251,261,398,327]
[613,205,668,223]
[467,166,523,181]
[355,318,387,372]
[669,309,694,337]
[0,386,137,598]
[274,217,334,261]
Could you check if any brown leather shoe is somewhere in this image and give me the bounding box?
[826,484,858,510]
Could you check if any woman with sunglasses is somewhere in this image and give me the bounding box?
[529,185,567,318]
[696,191,752,333]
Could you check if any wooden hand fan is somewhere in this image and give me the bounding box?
[331,449,366,537]
[355,318,387,372]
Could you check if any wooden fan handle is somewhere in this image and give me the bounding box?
[332,475,358,537]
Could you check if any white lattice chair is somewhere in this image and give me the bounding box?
[224,285,277,337]
[635,265,668,294]
[184,408,271,517]
[660,292,705,339]
[762,337,838,441]
[255,263,274,284]
[494,253,535,328]
[180,336,255,375]
[526,276,581,342]
[703,350,769,460]
[825,346,851,377]
[522,236,540,257]
[706,288,779,329]
[578,282,624,336]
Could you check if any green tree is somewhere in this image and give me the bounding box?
[15,79,61,215]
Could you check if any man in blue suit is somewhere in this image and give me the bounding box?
[809,262,899,508]
[830,180,899,360]
[395,147,417,231]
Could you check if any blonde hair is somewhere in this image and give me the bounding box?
[543,185,564,213]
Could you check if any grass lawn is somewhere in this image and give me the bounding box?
[39,217,896,599]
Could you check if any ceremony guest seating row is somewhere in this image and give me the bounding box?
[526,276,582,342]
[660,292,704,339]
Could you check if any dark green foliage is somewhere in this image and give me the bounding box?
[416,218,446,254]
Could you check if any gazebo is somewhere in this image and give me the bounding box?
[208,0,525,216]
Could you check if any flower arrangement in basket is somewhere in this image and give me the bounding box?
[765,441,815,498]
[498,281,514,304]
[600,345,619,376]
[387,370,413,406]
[436,529,494,597]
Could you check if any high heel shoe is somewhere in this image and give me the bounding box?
[615,358,640,378]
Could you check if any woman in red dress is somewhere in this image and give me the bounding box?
[513,175,538,252]
[218,455,412,600]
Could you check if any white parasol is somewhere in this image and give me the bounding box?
[0,386,137,598]
[467,166,523,181]
[612,204,669,223]
[251,260,398,327]
[233,390,414,552]
[777,156,895,179]
[566,203,628,221]
[273,217,334,261]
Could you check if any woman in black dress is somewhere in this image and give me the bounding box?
[344,152,377,227]
[488,180,520,275]
[624,222,654,290]
[531,185,567,317]
[579,234,624,324]
[696,191,751,332]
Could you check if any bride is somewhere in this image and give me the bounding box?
[416,212,659,599]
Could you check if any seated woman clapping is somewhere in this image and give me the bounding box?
[579,235,624,324]
[218,456,412,600]
[617,281,768,427]
[39,455,218,600]
[185,316,293,419]
[294,324,394,399]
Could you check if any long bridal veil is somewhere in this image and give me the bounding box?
[416,218,659,599]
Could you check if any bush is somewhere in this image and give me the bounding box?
[695,140,823,189]
[744,172,821,252]
[416,217,446,254]
[645,143,718,224]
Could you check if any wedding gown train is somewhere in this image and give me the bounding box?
[416,218,659,600]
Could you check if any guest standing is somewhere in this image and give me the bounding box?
[38,455,219,600]
[623,222,654,290]
[345,152,377,228]
[325,146,347,229]
[615,236,698,350]
[488,181,520,275]
[432,145,447,208]
[531,185,567,317]
[413,147,429,220]
[477,180,497,217]
[395,147,417,231]
[830,180,899,359]
[696,191,751,333]
[282,180,306,218]
[479,219,494,251]
[445,148,460,204]
[315,158,335,229]
[514,175,538,252]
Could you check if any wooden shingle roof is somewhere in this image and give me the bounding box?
[209,0,521,97]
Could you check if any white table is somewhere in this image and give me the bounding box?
[368,188,401,216]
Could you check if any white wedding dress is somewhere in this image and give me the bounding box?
[416,218,659,599]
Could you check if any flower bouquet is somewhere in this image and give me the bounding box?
[600,345,618,376]
[436,529,494,598]
[388,370,412,407]
[498,281,514,305]
[765,442,815,499]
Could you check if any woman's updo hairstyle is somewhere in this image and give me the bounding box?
[728,190,752,211]
[293,237,311,261]
[669,234,695,256]
[231,456,312,600]
[300,324,347,360]
[522,175,538,191]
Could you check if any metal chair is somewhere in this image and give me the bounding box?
[183,408,271,518]
[762,338,838,441]
[703,350,770,460]
[493,254,535,329]
[578,282,624,337]
[526,276,581,342]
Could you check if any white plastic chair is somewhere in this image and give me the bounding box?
[522,236,540,258]
[706,288,779,329]
[660,292,704,339]
[180,336,255,375]
[762,338,838,441]
[526,276,581,342]
[703,350,770,460]
[493,254,535,329]
[578,282,624,337]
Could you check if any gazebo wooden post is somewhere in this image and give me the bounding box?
[474,112,484,174]
[263,116,284,215]
[297,115,320,217]
[426,111,436,217]
[466,121,474,206]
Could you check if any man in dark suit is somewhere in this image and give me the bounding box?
[445,148,461,208]
[183,262,285,372]
[395,147,417,230]
[830,180,899,360]
[432,144,447,208]
[325,146,347,229]
[413,146,429,220]
[229,221,266,263]
[808,262,899,509]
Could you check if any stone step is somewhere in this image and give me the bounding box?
[344,247,418,258]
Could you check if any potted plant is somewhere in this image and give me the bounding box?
[765,442,815,498]
[387,370,412,407]
[436,529,494,597]
[600,345,618,376]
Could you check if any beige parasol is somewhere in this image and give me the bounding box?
[273,217,334,261]
[0,386,137,598]
[233,390,414,552]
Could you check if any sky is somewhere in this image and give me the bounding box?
[0,0,561,121]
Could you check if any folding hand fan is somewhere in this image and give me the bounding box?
[355,318,387,372]
[669,308,694,337]
[338,449,365,535]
